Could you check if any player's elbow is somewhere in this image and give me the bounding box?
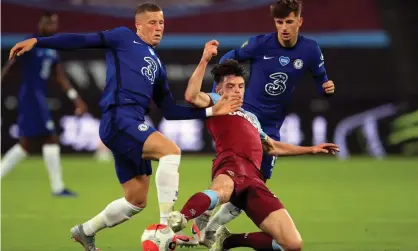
[184,93,196,104]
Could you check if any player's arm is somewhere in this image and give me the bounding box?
[309,43,335,96]
[211,37,260,91]
[54,63,88,115]
[1,58,16,81]
[262,136,339,156]
[185,40,219,108]
[8,27,127,59]
[154,80,241,120]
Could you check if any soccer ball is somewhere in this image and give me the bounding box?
[141,224,177,251]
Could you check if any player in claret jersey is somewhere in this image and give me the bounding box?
[166,41,339,251]
[193,0,337,243]
[8,3,241,250]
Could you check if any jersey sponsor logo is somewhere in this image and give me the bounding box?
[265,72,288,96]
[293,59,304,69]
[138,123,149,131]
[133,40,142,45]
[141,57,158,83]
[263,55,274,60]
[241,40,248,48]
[228,110,259,130]
[279,56,290,66]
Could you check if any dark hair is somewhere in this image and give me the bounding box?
[270,0,302,18]
[41,11,57,19]
[211,59,246,84]
[135,2,162,15]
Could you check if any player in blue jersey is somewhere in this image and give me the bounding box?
[9,3,241,250]
[1,12,87,197]
[191,0,336,246]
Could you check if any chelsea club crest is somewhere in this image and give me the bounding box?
[293,59,303,69]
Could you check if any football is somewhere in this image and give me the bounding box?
[141,224,177,251]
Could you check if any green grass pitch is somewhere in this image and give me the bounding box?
[1,155,418,251]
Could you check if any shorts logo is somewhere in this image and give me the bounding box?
[293,59,303,69]
[138,124,149,131]
[226,170,235,177]
[190,209,196,217]
[265,72,288,96]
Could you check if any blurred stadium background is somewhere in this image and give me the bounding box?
[1,0,418,251]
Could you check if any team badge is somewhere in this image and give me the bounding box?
[293,59,304,69]
[138,123,149,131]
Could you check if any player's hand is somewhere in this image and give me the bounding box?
[322,80,335,94]
[262,136,274,153]
[310,143,340,155]
[212,93,242,115]
[74,98,88,116]
[9,38,38,59]
[201,40,219,62]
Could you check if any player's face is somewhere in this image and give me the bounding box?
[136,11,165,47]
[217,75,245,100]
[40,15,59,36]
[274,12,303,43]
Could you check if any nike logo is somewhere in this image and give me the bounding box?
[133,41,142,45]
[264,56,275,60]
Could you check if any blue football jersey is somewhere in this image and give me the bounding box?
[216,33,329,139]
[98,27,178,120]
[18,36,59,111]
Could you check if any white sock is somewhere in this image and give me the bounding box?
[1,144,28,178]
[207,202,242,231]
[155,154,181,225]
[42,144,65,193]
[82,197,143,236]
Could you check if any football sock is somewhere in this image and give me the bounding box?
[206,202,242,232]
[0,144,28,178]
[180,190,219,221]
[155,154,181,224]
[224,232,284,251]
[82,197,143,236]
[42,144,65,193]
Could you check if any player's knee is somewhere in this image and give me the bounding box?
[125,195,147,209]
[282,236,303,251]
[164,144,181,156]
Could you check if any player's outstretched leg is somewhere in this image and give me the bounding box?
[0,143,28,178]
[167,173,234,232]
[142,131,182,225]
[71,175,149,251]
[211,210,302,251]
[211,180,302,251]
[193,202,242,247]
[142,131,199,247]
